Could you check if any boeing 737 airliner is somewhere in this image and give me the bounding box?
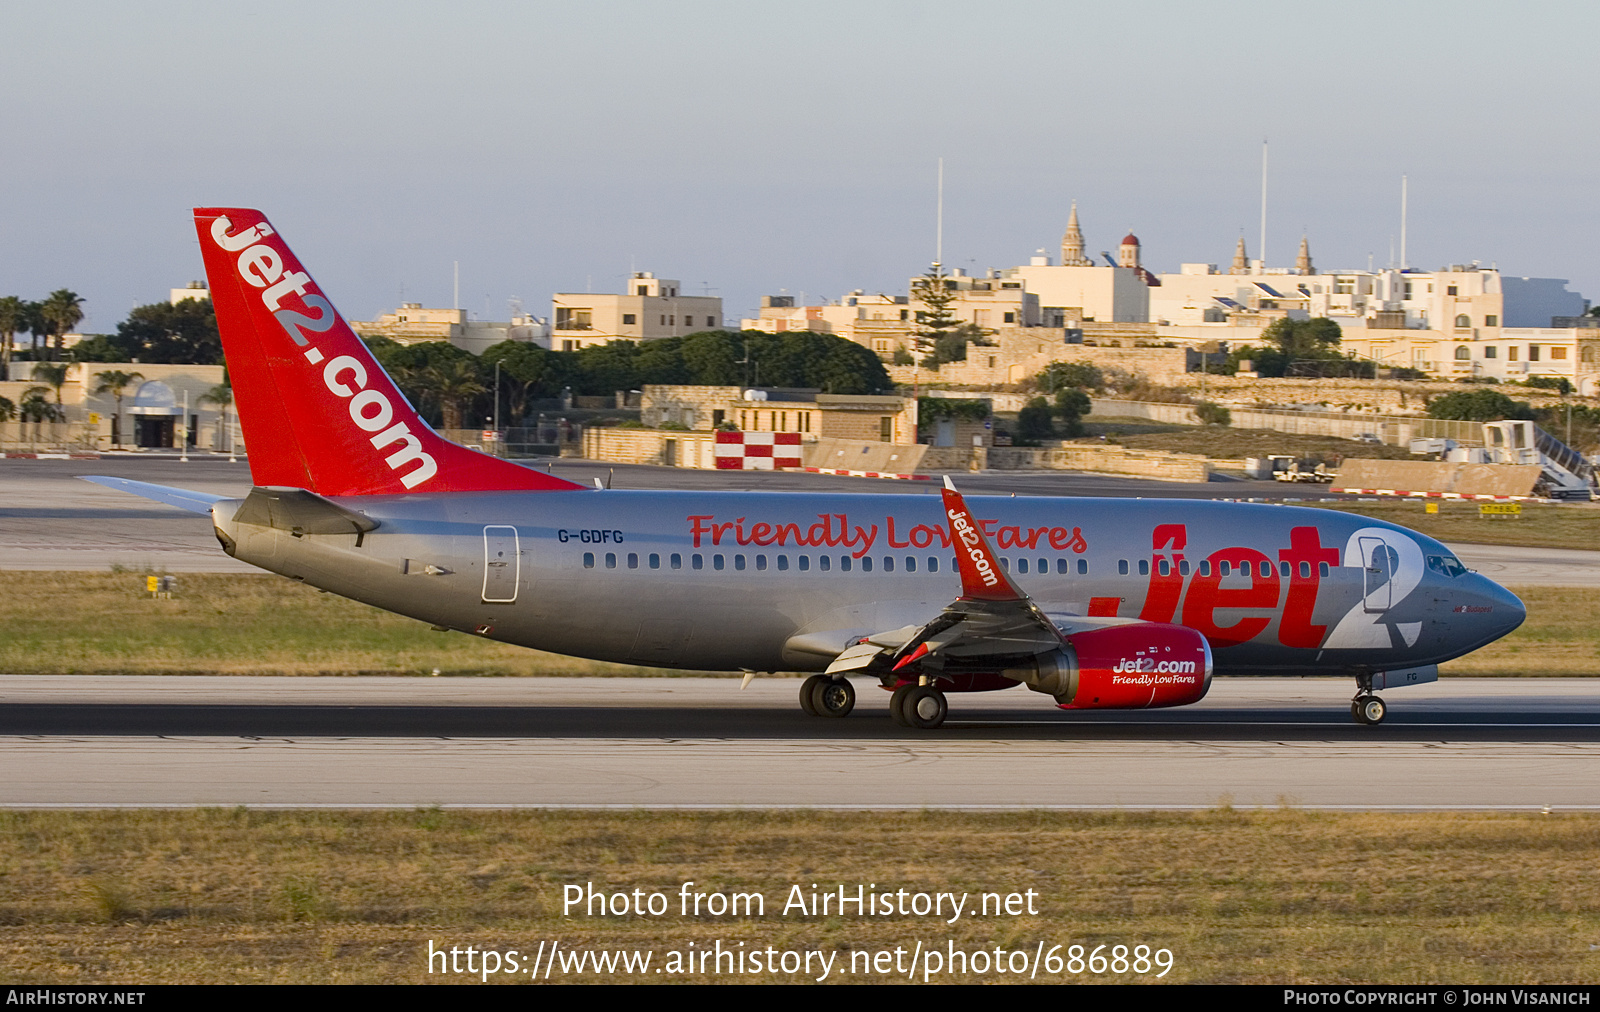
[86,209,1525,728]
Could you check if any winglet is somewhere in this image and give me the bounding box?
[940,478,1025,602]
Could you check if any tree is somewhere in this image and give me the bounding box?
[94,369,144,447]
[1194,401,1232,426]
[0,296,24,373]
[40,289,85,360]
[910,266,961,367]
[1426,388,1533,422]
[20,386,62,423]
[427,358,486,430]
[30,361,70,410]
[1039,361,1103,392]
[0,396,15,423]
[1054,387,1092,436]
[200,382,234,453]
[114,299,221,364]
[1015,396,1056,445]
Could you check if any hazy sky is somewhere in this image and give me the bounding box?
[3,0,1595,333]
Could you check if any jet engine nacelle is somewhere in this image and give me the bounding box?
[1004,622,1213,709]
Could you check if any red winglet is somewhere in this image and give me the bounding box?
[193,208,584,496]
[940,477,1024,602]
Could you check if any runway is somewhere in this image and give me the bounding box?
[3,676,1599,809]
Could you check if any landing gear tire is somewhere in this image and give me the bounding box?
[813,677,855,718]
[799,675,829,716]
[889,685,914,726]
[903,685,948,730]
[1352,694,1387,725]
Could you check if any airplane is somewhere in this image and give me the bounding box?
[86,208,1526,729]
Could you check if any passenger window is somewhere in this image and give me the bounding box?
[1139,560,1150,576]
[799,555,811,571]
[1057,558,1068,574]
[1259,561,1270,578]
[906,556,916,573]
[1077,559,1088,575]
[583,552,594,569]
[1017,558,1029,574]
[840,556,852,572]
[861,557,873,572]
[627,553,639,569]
[605,553,617,569]
[1119,560,1129,575]
[1179,560,1190,576]
[883,556,894,572]
[1038,558,1047,573]
[756,555,767,571]
[1280,561,1292,577]
[648,553,660,569]
[1000,557,1010,572]
[1202,561,1213,577]
[777,555,788,571]
[1300,561,1310,578]
[670,553,681,570]
[734,555,746,571]
[1319,562,1330,577]
[928,557,939,573]
[819,555,831,572]
[714,555,725,571]
[692,554,703,570]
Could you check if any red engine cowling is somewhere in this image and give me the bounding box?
[1006,622,1213,710]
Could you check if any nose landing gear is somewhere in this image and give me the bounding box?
[1350,673,1387,725]
[1351,694,1387,725]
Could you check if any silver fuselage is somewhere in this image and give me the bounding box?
[211,489,1523,679]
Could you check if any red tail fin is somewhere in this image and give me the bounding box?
[193,207,582,495]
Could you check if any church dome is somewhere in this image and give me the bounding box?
[1121,233,1140,246]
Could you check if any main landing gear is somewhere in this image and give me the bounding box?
[1350,674,1387,725]
[800,674,855,718]
[890,683,948,729]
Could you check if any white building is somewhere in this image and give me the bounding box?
[550,272,722,351]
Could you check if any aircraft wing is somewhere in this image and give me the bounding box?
[823,478,1069,676]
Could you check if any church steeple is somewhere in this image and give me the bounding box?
[1060,202,1092,267]
[1296,235,1314,275]
[1229,235,1251,275]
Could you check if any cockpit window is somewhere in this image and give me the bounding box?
[1427,554,1467,578]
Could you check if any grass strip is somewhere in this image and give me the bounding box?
[0,809,1597,984]
[0,571,1592,676]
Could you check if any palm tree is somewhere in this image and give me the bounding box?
[0,296,24,374]
[427,359,485,431]
[93,369,143,448]
[31,361,70,411]
[40,289,85,361]
[20,386,61,422]
[200,382,233,454]
[0,395,16,423]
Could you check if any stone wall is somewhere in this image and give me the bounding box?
[890,336,1196,388]
[918,442,1210,482]
[580,427,719,468]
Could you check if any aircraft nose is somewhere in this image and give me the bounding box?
[1470,574,1526,640]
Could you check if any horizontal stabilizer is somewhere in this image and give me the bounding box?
[232,486,379,536]
[80,476,226,515]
